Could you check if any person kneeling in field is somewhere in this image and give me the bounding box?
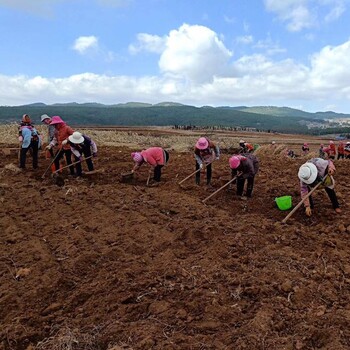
[63,131,97,176]
[298,158,341,217]
[229,153,259,198]
[131,147,169,185]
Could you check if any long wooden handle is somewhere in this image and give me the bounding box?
[53,155,93,174]
[178,162,213,185]
[202,176,238,204]
[282,181,323,223]
[41,147,62,178]
[178,168,201,185]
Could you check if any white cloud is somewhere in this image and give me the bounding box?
[236,35,254,45]
[128,33,166,54]
[158,24,233,83]
[2,24,350,112]
[263,0,348,31]
[72,36,99,55]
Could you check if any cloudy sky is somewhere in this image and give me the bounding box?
[0,0,350,112]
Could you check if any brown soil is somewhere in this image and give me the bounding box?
[1,137,350,350]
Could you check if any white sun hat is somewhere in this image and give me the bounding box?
[68,131,84,144]
[298,162,318,184]
[40,114,50,122]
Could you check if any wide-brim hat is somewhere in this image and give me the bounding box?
[196,137,209,150]
[40,114,50,122]
[229,156,241,169]
[50,116,64,125]
[68,131,84,144]
[298,162,318,185]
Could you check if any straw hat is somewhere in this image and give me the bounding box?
[298,162,318,185]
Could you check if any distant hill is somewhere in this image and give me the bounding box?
[0,102,349,135]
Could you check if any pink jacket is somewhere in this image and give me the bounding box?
[141,147,166,167]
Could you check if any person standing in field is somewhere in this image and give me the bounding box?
[229,153,259,198]
[328,141,336,159]
[18,114,41,169]
[40,114,56,158]
[194,137,220,187]
[298,158,341,217]
[65,131,98,176]
[319,144,325,159]
[46,116,75,175]
[337,142,345,160]
[131,147,170,185]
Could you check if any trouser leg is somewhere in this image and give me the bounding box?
[246,176,255,197]
[31,141,39,168]
[206,163,212,185]
[54,150,64,172]
[83,149,94,171]
[237,177,245,196]
[19,147,29,168]
[154,165,163,182]
[307,186,314,209]
[325,187,340,209]
[195,162,200,185]
[64,149,75,175]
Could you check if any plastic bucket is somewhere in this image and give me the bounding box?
[275,195,292,211]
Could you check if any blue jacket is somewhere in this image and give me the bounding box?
[21,127,41,148]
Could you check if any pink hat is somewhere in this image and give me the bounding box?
[50,116,64,125]
[196,137,209,150]
[131,152,143,163]
[320,144,323,147]
[329,140,334,144]
[303,143,308,146]
[229,156,241,169]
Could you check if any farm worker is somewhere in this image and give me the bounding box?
[301,143,309,155]
[65,132,97,176]
[337,142,345,160]
[40,114,55,144]
[345,142,350,159]
[18,114,41,169]
[46,116,75,175]
[194,137,220,187]
[319,144,325,159]
[131,147,170,184]
[238,140,253,153]
[40,114,56,160]
[229,153,259,198]
[298,158,341,217]
[328,141,336,159]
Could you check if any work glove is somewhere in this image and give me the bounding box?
[46,145,52,150]
[199,163,204,169]
[305,207,312,217]
[215,156,220,160]
[62,139,68,146]
[93,152,97,158]
[18,136,23,142]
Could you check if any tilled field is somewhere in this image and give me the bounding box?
[1,139,350,350]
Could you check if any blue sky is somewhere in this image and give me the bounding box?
[0,0,350,113]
